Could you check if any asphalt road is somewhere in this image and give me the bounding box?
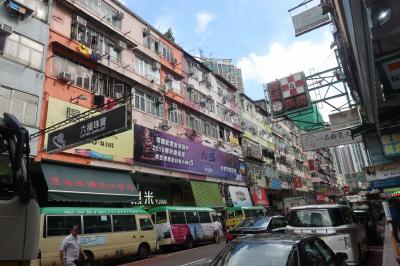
[120,242,225,266]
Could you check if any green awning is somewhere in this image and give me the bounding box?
[190,180,224,208]
[42,163,139,203]
[287,105,325,131]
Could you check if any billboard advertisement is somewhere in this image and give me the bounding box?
[228,186,252,207]
[250,187,269,207]
[266,72,311,118]
[134,124,246,180]
[329,108,362,131]
[45,97,133,164]
[292,4,331,37]
[376,52,400,96]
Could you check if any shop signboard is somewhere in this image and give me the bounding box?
[132,189,169,206]
[293,176,303,188]
[381,130,400,157]
[329,108,362,131]
[266,72,311,118]
[292,4,331,37]
[228,186,252,207]
[364,132,393,165]
[250,187,269,207]
[301,129,362,151]
[316,194,325,202]
[134,124,246,180]
[45,97,133,163]
[376,52,400,96]
[270,178,282,190]
[364,162,400,182]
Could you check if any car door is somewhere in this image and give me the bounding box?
[302,238,343,266]
[138,216,157,248]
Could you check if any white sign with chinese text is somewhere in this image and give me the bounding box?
[292,4,331,36]
[329,108,362,131]
[301,129,362,151]
[228,186,252,207]
[364,162,400,181]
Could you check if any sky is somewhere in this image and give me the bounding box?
[120,0,341,120]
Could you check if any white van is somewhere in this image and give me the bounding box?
[287,204,367,265]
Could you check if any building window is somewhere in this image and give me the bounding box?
[134,90,162,118]
[159,42,173,62]
[34,0,48,21]
[144,35,159,54]
[169,108,183,125]
[186,113,202,132]
[170,78,181,94]
[0,33,43,70]
[77,0,122,29]
[0,86,38,127]
[134,56,160,84]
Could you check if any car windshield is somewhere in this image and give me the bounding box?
[236,217,270,228]
[288,209,345,227]
[211,241,294,266]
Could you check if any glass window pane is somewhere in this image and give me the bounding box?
[139,218,153,231]
[185,211,199,224]
[83,215,112,234]
[11,99,24,122]
[169,211,186,224]
[156,212,168,224]
[24,103,37,126]
[113,215,137,232]
[47,216,81,237]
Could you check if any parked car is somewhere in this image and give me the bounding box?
[210,233,348,266]
[287,204,367,265]
[226,215,287,243]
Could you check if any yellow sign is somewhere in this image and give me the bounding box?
[45,97,133,164]
[78,44,90,56]
[229,136,239,145]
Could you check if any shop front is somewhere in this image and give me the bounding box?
[250,186,269,208]
[34,162,139,205]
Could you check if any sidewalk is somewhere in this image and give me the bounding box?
[382,223,398,266]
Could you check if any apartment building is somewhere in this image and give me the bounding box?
[32,0,248,208]
[0,0,50,156]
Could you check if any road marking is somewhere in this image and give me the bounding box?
[179,258,211,266]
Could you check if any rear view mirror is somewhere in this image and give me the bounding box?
[336,252,348,261]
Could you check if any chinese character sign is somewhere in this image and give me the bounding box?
[134,124,246,180]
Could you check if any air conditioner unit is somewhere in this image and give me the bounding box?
[143,27,151,37]
[224,109,230,114]
[114,40,127,51]
[222,97,227,104]
[160,84,167,92]
[188,69,195,76]
[205,81,212,88]
[113,84,125,98]
[200,98,207,107]
[58,72,73,83]
[205,95,213,101]
[171,58,178,64]
[241,122,247,129]
[170,103,178,110]
[152,62,161,71]
[217,88,222,95]
[72,15,87,27]
[160,119,171,130]
[0,23,13,35]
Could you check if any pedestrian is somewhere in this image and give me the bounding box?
[59,225,86,266]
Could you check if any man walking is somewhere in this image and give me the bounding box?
[59,225,86,266]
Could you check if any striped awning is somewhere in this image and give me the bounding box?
[383,187,400,196]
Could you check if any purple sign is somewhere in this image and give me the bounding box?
[134,125,246,180]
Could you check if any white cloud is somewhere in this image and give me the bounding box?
[195,12,214,34]
[238,32,335,84]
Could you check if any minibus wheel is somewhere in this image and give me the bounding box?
[83,251,94,266]
[184,235,194,249]
[137,243,150,260]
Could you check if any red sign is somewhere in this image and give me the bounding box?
[308,159,316,171]
[267,72,311,118]
[294,176,303,188]
[251,187,269,207]
[316,194,325,202]
[343,185,349,193]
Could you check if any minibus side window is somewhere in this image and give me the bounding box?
[46,215,82,237]
[156,211,168,224]
[185,211,200,223]
[84,215,112,234]
[113,215,137,232]
[170,211,186,224]
[199,212,212,223]
[211,213,220,223]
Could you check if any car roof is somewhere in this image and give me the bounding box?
[233,233,313,245]
[290,204,349,210]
